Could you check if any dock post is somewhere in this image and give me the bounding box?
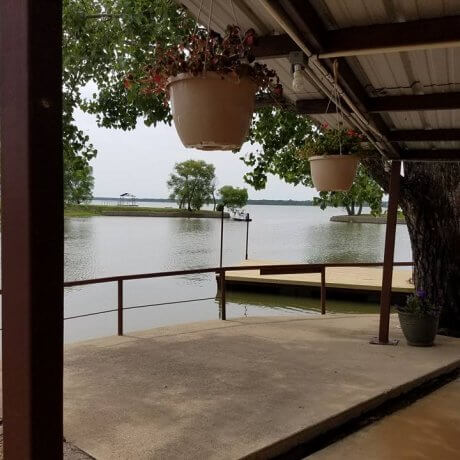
[372,161,401,345]
[118,280,124,336]
[320,267,326,314]
[1,0,64,456]
[245,215,250,260]
[220,270,227,320]
[220,208,224,267]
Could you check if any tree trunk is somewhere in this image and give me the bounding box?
[356,203,363,215]
[345,204,352,215]
[400,163,460,335]
[363,157,460,335]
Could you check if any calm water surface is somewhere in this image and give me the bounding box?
[63,203,412,343]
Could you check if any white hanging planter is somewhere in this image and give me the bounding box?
[167,72,258,151]
[309,154,360,191]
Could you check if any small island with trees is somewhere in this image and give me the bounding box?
[65,159,249,219]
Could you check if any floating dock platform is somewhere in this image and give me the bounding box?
[225,259,414,303]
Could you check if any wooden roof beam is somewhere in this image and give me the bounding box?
[319,15,460,58]
[254,15,460,60]
[388,129,460,142]
[295,99,335,114]
[368,93,460,113]
[253,34,298,59]
[400,150,460,161]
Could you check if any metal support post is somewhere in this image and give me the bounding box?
[371,161,401,345]
[1,0,64,456]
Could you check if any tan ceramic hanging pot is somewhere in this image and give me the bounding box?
[167,72,258,151]
[309,154,359,191]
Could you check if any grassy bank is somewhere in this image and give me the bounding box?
[330,214,406,224]
[64,204,228,218]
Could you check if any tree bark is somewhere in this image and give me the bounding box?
[357,203,363,215]
[363,157,460,335]
[345,204,352,215]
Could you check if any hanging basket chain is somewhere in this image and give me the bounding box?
[203,0,215,74]
[230,0,244,43]
[332,59,345,155]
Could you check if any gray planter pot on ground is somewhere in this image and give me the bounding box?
[398,312,439,347]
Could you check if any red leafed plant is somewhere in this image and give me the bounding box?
[298,122,366,158]
[124,25,282,101]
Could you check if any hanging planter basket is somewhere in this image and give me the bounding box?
[309,154,359,192]
[167,72,257,151]
[125,25,281,152]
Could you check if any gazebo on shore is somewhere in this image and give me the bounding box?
[118,192,137,207]
[1,0,459,457]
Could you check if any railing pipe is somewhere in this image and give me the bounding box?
[62,261,414,288]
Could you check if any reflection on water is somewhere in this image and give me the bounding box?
[227,290,382,315]
[62,204,412,343]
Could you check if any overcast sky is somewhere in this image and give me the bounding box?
[75,108,317,200]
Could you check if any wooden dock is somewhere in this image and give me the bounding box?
[225,259,414,302]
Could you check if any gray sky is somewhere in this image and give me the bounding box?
[75,108,317,200]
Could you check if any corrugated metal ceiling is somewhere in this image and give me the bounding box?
[178,0,460,153]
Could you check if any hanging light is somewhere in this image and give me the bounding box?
[292,64,308,92]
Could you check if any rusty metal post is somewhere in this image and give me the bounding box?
[0,0,64,457]
[245,215,250,260]
[220,208,224,267]
[372,161,401,345]
[320,267,326,314]
[220,270,227,320]
[118,280,124,336]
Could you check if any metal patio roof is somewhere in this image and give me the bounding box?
[177,0,460,161]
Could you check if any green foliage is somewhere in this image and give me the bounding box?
[63,0,194,203]
[243,108,382,216]
[218,186,248,212]
[130,26,281,100]
[242,107,314,189]
[298,123,364,158]
[167,160,216,211]
[397,291,441,318]
[313,166,383,216]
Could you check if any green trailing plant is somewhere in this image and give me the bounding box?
[396,290,441,318]
[125,25,282,103]
[298,123,365,158]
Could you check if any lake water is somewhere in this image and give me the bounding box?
[63,202,412,343]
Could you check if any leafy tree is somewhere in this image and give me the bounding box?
[62,0,194,203]
[218,186,249,213]
[167,160,216,211]
[313,166,383,216]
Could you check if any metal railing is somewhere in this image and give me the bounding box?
[56,261,413,336]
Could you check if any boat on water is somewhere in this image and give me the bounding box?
[231,210,252,221]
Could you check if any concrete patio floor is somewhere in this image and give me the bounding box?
[63,315,460,459]
[311,377,460,460]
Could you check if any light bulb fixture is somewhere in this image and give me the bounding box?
[292,64,307,92]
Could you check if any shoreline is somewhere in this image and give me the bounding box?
[64,205,230,219]
[330,214,406,224]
